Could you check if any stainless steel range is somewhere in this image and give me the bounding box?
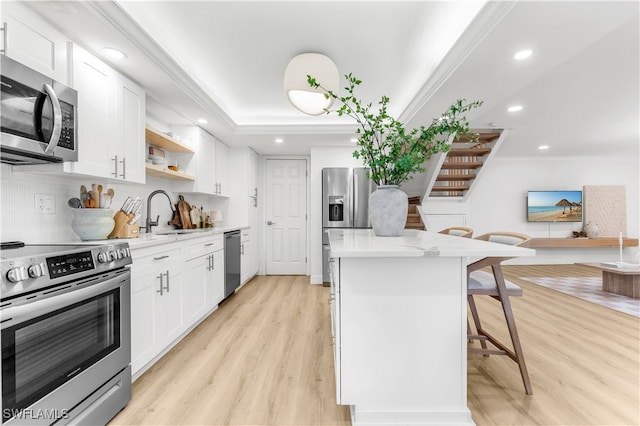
[0,242,132,425]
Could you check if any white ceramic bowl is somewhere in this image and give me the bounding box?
[148,154,166,165]
[70,208,115,240]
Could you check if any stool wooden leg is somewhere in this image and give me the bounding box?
[493,265,533,395]
[467,294,488,351]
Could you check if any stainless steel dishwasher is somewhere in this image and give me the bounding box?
[224,230,241,299]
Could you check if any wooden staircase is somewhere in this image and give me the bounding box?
[428,131,503,199]
[405,196,425,230]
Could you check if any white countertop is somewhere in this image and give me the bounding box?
[328,229,536,258]
[55,225,249,250]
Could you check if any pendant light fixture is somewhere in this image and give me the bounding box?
[284,53,339,115]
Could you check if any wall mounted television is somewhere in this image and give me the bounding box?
[527,190,583,222]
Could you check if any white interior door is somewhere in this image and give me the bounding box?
[265,159,307,275]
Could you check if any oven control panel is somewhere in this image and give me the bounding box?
[2,243,132,300]
[47,251,95,279]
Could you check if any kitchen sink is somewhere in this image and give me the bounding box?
[155,228,211,236]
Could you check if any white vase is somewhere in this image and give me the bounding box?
[369,185,408,237]
[71,208,115,241]
[584,222,599,238]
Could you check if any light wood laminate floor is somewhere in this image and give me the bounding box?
[111,266,640,425]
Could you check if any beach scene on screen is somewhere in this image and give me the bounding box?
[528,191,582,222]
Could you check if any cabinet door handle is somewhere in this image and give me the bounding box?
[157,273,164,295]
[112,155,119,178]
[153,255,169,260]
[1,22,7,55]
[120,157,126,179]
[204,243,214,247]
[241,243,244,255]
[164,271,170,292]
[211,255,215,270]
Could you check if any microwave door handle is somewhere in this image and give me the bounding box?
[42,83,62,154]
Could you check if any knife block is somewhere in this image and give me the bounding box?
[108,211,140,239]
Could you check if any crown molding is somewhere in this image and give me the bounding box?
[235,123,357,135]
[84,1,237,131]
[399,1,517,123]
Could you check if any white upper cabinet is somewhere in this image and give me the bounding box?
[0,2,69,83]
[65,44,146,183]
[115,74,146,183]
[171,126,229,196]
[215,140,229,196]
[66,45,116,179]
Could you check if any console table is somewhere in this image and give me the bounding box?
[576,263,640,298]
[529,237,639,248]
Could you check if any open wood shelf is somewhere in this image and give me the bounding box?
[529,237,639,248]
[145,127,195,153]
[145,163,196,181]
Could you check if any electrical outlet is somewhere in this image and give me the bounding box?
[35,194,55,214]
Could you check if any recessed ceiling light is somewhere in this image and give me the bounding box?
[275,138,284,144]
[102,47,127,60]
[514,49,532,60]
[507,105,523,112]
[196,118,208,124]
[538,145,549,150]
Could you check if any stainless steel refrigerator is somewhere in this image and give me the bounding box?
[322,167,376,283]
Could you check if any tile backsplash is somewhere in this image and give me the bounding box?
[0,164,229,243]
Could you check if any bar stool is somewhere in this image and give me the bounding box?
[439,226,474,238]
[467,232,533,395]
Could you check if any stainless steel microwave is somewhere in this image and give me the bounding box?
[0,55,77,165]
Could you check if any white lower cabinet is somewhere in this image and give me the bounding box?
[328,258,341,403]
[130,245,184,375]
[131,234,229,377]
[184,235,224,322]
[240,229,254,284]
[208,250,225,309]
[183,254,209,325]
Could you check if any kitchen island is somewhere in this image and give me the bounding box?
[327,229,535,425]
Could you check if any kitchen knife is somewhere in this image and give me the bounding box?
[121,197,134,213]
[128,197,141,214]
[128,200,143,224]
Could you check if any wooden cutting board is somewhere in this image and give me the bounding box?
[177,195,193,229]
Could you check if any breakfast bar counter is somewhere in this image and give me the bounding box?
[327,229,534,425]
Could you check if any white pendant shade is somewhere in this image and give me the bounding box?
[284,53,339,116]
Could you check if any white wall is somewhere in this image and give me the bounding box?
[0,164,230,244]
[309,150,640,278]
[461,156,639,264]
[309,146,365,284]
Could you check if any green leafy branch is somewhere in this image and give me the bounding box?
[308,73,483,186]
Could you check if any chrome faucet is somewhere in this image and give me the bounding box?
[145,190,176,233]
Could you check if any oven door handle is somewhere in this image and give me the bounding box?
[0,270,129,328]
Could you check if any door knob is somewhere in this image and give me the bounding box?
[267,220,275,225]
